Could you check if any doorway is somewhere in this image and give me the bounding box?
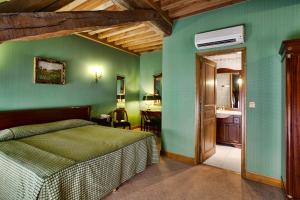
[195,48,246,176]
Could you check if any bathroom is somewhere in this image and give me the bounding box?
[203,50,244,173]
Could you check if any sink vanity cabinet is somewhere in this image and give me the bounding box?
[216,115,241,148]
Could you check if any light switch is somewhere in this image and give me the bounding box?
[249,102,256,108]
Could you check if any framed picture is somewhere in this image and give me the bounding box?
[34,57,66,85]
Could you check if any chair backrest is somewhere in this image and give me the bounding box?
[142,111,151,122]
[113,108,128,122]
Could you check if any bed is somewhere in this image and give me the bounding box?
[0,106,159,200]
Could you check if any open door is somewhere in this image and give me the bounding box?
[196,56,217,163]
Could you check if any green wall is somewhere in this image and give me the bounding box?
[163,0,300,179]
[0,35,140,126]
[140,51,162,100]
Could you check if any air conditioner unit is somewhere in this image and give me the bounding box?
[195,25,244,50]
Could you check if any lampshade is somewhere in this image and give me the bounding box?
[143,94,155,101]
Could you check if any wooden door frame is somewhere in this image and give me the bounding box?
[195,47,247,178]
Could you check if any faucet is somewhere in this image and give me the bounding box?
[217,106,225,110]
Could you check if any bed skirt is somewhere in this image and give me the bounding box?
[0,136,159,200]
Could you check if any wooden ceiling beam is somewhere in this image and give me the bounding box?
[88,27,114,35]
[133,45,162,52]
[0,0,74,12]
[0,10,166,42]
[88,22,139,35]
[56,0,163,54]
[112,0,172,35]
[142,0,172,26]
[128,40,162,50]
[114,31,160,45]
[122,36,162,47]
[107,26,150,42]
[99,23,145,39]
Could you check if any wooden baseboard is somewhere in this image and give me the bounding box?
[161,151,195,165]
[245,171,282,188]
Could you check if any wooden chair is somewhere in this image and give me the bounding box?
[142,111,154,131]
[142,111,161,135]
[112,108,131,129]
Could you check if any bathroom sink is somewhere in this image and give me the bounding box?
[216,113,231,118]
[216,110,241,118]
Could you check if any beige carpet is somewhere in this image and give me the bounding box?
[104,157,284,200]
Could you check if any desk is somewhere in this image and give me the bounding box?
[140,110,161,134]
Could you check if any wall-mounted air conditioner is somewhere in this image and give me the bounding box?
[195,25,244,50]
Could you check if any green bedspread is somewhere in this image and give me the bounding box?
[0,120,159,200]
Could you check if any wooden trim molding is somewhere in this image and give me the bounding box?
[161,151,195,165]
[195,47,247,178]
[245,171,282,188]
[194,54,202,164]
[217,68,242,74]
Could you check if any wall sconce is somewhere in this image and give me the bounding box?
[92,67,103,83]
[237,77,243,85]
[95,69,102,83]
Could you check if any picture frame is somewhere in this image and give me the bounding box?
[34,57,66,85]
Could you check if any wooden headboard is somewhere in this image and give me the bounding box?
[0,106,91,130]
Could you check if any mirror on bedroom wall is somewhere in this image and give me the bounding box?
[216,72,241,110]
[153,73,162,105]
[116,76,125,108]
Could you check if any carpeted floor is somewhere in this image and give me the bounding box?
[104,157,284,200]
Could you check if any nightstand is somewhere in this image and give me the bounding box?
[91,117,112,127]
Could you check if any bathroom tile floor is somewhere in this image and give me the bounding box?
[204,144,241,173]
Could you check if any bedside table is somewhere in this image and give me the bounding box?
[91,117,112,127]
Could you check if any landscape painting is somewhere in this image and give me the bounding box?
[34,57,66,85]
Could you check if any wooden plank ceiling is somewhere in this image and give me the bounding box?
[160,0,246,19]
[0,0,246,55]
[51,0,161,55]
[56,0,245,55]
[56,0,166,55]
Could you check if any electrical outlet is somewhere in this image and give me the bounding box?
[249,102,256,108]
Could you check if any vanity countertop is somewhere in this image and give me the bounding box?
[216,110,241,118]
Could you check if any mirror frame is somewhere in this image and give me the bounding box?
[116,75,125,96]
[153,73,162,95]
[217,68,241,111]
[153,73,162,105]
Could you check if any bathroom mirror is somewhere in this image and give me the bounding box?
[216,72,241,110]
[116,75,125,99]
[153,73,162,105]
[153,73,162,96]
